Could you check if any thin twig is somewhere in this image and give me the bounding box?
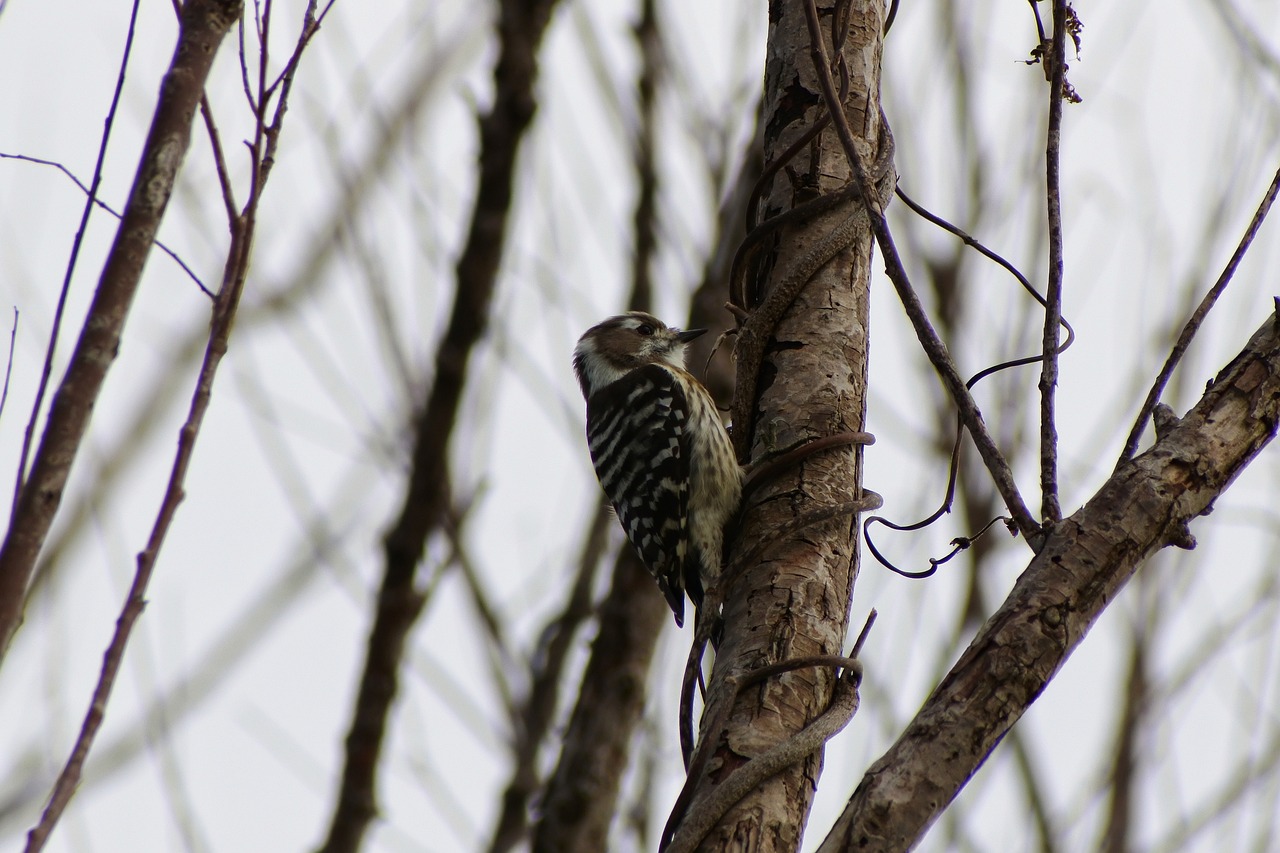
[21,0,252,846]
[9,0,143,520]
[237,12,256,113]
[801,0,1042,544]
[0,309,17,428]
[867,187,1077,576]
[894,186,1076,357]
[165,0,237,220]
[0,0,241,671]
[265,0,336,102]
[0,153,213,297]
[1039,0,1070,524]
[199,96,239,223]
[1116,162,1280,468]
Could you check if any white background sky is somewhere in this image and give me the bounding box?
[0,0,1278,851]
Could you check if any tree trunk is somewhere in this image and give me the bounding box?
[677,1,887,848]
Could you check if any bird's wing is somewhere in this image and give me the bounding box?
[586,364,691,626]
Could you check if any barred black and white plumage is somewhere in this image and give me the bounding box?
[573,311,742,628]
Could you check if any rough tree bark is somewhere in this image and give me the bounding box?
[674,0,887,848]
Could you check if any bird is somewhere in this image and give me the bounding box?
[572,311,743,628]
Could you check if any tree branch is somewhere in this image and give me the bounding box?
[10,0,145,520]
[530,549,670,853]
[1116,162,1280,468]
[817,307,1280,852]
[315,2,561,850]
[1038,0,1071,524]
[0,0,243,668]
[484,507,611,853]
[804,0,1042,543]
[21,0,326,844]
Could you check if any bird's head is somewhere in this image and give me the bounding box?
[572,311,706,399]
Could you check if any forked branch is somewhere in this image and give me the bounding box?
[818,308,1280,851]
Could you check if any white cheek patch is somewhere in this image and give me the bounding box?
[661,347,688,371]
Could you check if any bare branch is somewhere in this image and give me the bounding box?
[0,309,16,429]
[1097,623,1148,853]
[802,0,1042,544]
[10,0,144,518]
[0,154,211,296]
[0,0,242,669]
[316,2,562,849]
[1037,0,1073,525]
[1117,162,1280,467]
[21,0,258,845]
[22,0,321,841]
[531,550,669,853]
[484,507,611,853]
[818,307,1280,852]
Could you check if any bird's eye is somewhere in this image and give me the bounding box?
[636,324,655,336]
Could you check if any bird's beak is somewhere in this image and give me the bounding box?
[676,328,708,344]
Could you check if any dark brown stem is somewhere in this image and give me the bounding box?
[1038,0,1069,524]
[484,508,611,853]
[21,0,321,845]
[316,3,561,851]
[531,549,669,853]
[525,6,672,847]
[1116,162,1280,469]
[1098,625,1148,853]
[801,0,1041,545]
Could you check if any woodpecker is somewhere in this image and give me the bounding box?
[573,311,743,628]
